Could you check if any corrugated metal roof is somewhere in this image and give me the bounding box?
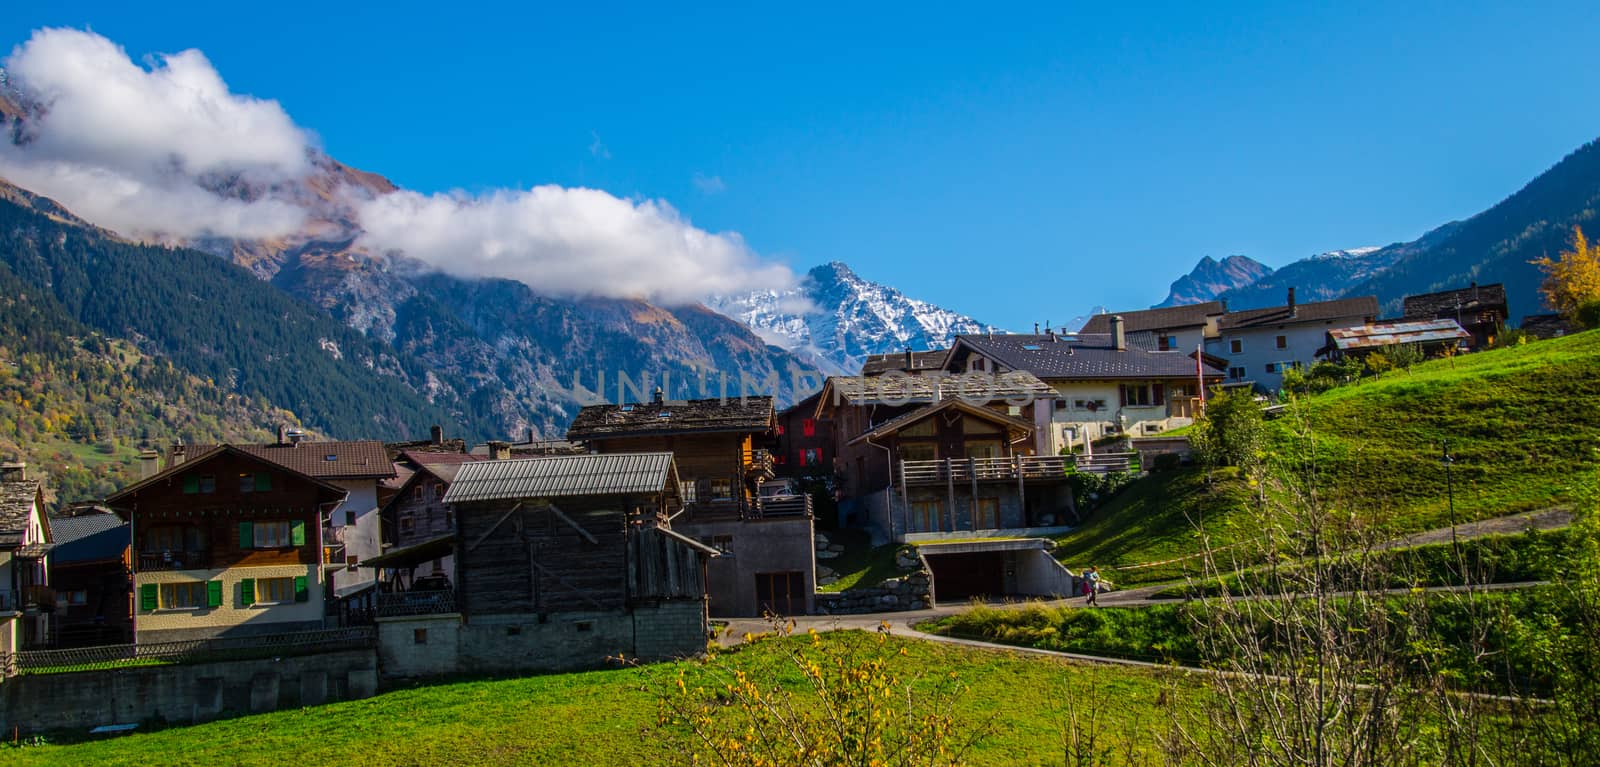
[1328,319,1471,351]
[826,370,1055,406]
[444,452,676,504]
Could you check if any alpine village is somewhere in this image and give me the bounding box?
[2,16,1600,767]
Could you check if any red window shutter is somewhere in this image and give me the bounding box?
[1153,383,1165,406]
[802,419,816,437]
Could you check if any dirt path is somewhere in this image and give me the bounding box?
[1378,507,1572,550]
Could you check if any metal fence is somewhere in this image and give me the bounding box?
[376,589,457,617]
[0,626,376,676]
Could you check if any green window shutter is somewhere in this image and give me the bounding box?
[239,521,254,549]
[254,472,272,491]
[139,583,158,611]
[183,475,199,494]
[290,520,306,546]
[206,580,222,608]
[239,578,256,607]
[293,575,309,603]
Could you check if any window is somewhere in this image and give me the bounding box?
[910,500,942,532]
[255,577,296,604]
[801,448,822,466]
[56,590,87,608]
[974,498,1000,530]
[414,628,428,645]
[182,474,216,494]
[1158,335,1176,351]
[1055,398,1068,411]
[801,419,816,437]
[972,358,987,372]
[1230,339,1243,354]
[773,453,787,465]
[1228,366,1246,380]
[710,479,733,500]
[574,620,595,632]
[900,443,936,462]
[711,534,733,553]
[1275,335,1288,349]
[444,508,455,527]
[142,525,206,554]
[400,515,415,534]
[161,581,208,609]
[241,520,301,549]
[346,554,359,571]
[238,472,271,492]
[434,483,446,500]
[413,485,424,500]
[239,473,254,493]
[1265,363,1277,374]
[681,482,697,504]
[345,510,357,526]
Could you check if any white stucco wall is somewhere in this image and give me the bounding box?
[1211,320,1358,392]
[328,480,380,595]
[1044,381,1197,454]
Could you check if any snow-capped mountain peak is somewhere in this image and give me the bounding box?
[707,261,1003,375]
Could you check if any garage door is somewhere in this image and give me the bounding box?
[925,551,1005,602]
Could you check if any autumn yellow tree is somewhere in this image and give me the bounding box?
[1532,226,1600,326]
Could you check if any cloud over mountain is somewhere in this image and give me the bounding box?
[0,27,794,302]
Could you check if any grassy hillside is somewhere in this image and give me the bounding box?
[1055,331,1600,583]
[6,633,1178,767]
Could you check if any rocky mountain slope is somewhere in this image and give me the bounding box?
[706,262,1002,374]
[1212,246,1391,310]
[1155,255,1274,308]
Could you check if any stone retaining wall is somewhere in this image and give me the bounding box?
[814,543,933,615]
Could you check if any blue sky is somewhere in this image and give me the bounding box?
[5,2,1600,329]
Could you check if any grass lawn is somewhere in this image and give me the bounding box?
[5,633,1184,766]
[1052,330,1600,582]
[815,528,902,592]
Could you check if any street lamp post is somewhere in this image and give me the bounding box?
[1442,441,1463,581]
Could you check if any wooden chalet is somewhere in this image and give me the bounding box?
[1402,282,1509,350]
[412,453,715,672]
[566,394,816,617]
[367,451,487,593]
[816,371,1074,541]
[45,506,131,647]
[106,447,349,643]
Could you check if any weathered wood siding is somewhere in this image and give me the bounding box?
[629,527,708,601]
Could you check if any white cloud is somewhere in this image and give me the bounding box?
[357,186,796,305]
[692,172,726,195]
[0,27,311,239]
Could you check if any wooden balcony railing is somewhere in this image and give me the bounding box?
[137,551,211,571]
[751,494,813,519]
[742,448,775,476]
[899,455,1077,487]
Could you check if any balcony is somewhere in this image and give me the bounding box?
[899,455,1076,487]
[322,527,347,569]
[138,551,211,571]
[376,589,457,617]
[751,493,813,519]
[742,448,775,478]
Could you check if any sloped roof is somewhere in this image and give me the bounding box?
[1079,302,1224,334]
[1402,283,1508,320]
[51,518,128,565]
[0,479,41,549]
[1520,314,1575,339]
[950,334,1226,381]
[847,398,1036,445]
[444,453,678,504]
[566,397,774,440]
[218,441,395,480]
[823,370,1055,407]
[106,445,350,508]
[49,510,123,545]
[1327,319,1471,351]
[861,349,951,376]
[1219,296,1379,330]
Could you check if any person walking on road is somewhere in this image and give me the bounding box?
[1085,566,1101,606]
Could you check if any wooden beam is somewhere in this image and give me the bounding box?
[467,501,523,552]
[544,503,600,545]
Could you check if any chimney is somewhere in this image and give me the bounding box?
[138,448,161,480]
[430,425,444,446]
[277,423,289,446]
[1034,322,1040,334]
[904,347,914,370]
[0,462,25,483]
[1471,281,1479,301]
[1220,298,1229,313]
[652,386,665,405]
[1111,315,1126,351]
[1288,287,1297,318]
[527,429,536,445]
[488,441,511,461]
[171,442,187,466]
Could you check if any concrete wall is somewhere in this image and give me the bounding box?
[0,648,377,734]
[674,517,815,617]
[134,563,323,643]
[376,601,707,677]
[1014,549,1079,598]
